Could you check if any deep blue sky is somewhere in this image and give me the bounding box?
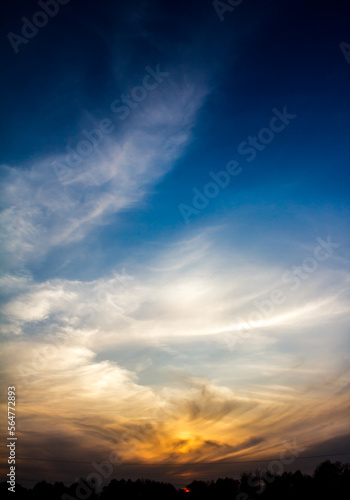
[1,0,349,281]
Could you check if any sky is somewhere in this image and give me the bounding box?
[0,0,350,489]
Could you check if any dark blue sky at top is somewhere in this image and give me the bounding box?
[0,0,349,281]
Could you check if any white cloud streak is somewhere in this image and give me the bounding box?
[0,76,209,269]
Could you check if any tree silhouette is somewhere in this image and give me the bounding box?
[1,460,349,499]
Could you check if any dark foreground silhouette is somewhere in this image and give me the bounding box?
[1,460,349,499]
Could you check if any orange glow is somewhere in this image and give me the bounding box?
[182,488,191,493]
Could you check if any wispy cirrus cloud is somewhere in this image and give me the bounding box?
[0,75,209,271]
[1,224,349,471]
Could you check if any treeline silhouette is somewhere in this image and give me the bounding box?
[1,460,349,499]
